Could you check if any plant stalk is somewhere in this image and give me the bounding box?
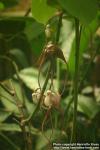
[71,18,80,143]
[56,11,63,91]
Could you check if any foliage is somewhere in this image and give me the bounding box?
[0,0,100,150]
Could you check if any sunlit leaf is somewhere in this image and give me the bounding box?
[0,123,40,135]
[68,16,98,75]
[0,123,21,132]
[36,129,66,149]
[31,0,57,24]
[0,110,12,122]
[58,0,98,24]
[17,67,44,90]
[78,95,100,119]
[0,85,18,114]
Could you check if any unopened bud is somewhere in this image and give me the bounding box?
[45,24,53,39]
[44,90,61,108]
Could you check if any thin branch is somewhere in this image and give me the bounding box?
[56,12,63,91]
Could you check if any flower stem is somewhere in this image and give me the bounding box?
[56,11,63,91]
[71,18,80,143]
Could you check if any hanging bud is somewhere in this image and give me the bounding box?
[44,90,61,108]
[32,92,40,104]
[45,24,53,39]
[50,92,61,108]
[43,90,52,108]
[32,89,45,105]
[45,43,67,64]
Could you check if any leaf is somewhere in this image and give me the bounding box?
[30,34,45,56]
[0,123,21,132]
[24,19,45,56]
[0,2,4,10]
[17,67,39,90]
[0,123,40,135]
[0,0,19,8]
[9,49,29,68]
[24,20,45,41]
[59,19,75,61]
[0,79,34,115]
[47,0,59,8]
[36,129,66,150]
[57,0,98,24]
[0,19,25,34]
[0,85,19,114]
[78,95,100,119]
[31,0,57,24]
[0,110,12,122]
[82,86,93,94]
[68,16,98,75]
[17,67,44,90]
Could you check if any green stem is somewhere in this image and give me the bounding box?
[71,18,80,143]
[56,12,63,91]
[57,60,60,91]
[55,12,63,128]
[55,11,63,44]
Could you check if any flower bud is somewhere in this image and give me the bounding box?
[44,90,53,108]
[45,24,53,39]
[44,90,61,108]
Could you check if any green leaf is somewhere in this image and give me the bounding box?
[0,85,18,114]
[59,19,75,62]
[24,19,45,56]
[58,0,98,24]
[0,19,25,34]
[0,110,12,122]
[0,0,19,8]
[47,0,60,8]
[9,49,29,68]
[0,123,21,132]
[36,129,66,150]
[0,79,33,115]
[78,95,100,119]
[68,16,98,75]
[0,123,40,135]
[31,0,57,24]
[17,67,45,90]
[24,19,45,41]
[0,2,4,10]
[17,67,39,90]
